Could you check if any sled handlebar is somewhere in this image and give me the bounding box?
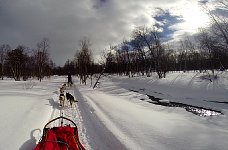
[44,116,77,128]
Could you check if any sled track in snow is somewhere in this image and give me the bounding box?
[47,85,90,149]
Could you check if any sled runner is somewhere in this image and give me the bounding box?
[34,116,85,150]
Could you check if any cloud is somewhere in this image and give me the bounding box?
[0,0,216,66]
[153,8,184,41]
[211,8,228,18]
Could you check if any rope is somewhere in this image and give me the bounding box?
[58,80,80,126]
[60,107,64,126]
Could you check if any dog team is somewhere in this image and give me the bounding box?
[59,83,78,107]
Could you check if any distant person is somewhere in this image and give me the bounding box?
[68,72,73,86]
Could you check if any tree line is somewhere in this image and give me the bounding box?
[0,38,54,81]
[101,1,228,79]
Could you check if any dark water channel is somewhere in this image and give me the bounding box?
[129,89,223,117]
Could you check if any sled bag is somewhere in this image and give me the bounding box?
[34,126,85,150]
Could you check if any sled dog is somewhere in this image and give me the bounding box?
[59,87,65,107]
[62,83,67,90]
[66,92,77,107]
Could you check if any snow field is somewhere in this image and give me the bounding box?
[76,71,228,150]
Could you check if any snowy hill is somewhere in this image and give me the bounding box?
[0,71,228,150]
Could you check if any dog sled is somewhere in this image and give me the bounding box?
[34,116,85,150]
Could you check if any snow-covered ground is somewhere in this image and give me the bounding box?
[0,76,89,150]
[0,71,228,150]
[78,71,228,150]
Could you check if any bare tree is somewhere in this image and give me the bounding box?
[35,38,50,82]
[0,44,10,80]
[75,37,93,85]
[179,37,198,72]
[132,25,169,78]
[200,0,228,46]
[6,45,28,81]
[104,46,117,73]
[121,40,132,77]
[131,27,148,76]
[197,29,221,75]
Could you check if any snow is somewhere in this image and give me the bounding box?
[159,99,170,103]
[78,71,228,150]
[111,71,228,111]
[0,71,228,150]
[0,77,89,150]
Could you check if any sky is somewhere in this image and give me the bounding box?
[0,0,226,66]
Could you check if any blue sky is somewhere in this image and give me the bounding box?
[0,0,227,66]
[153,9,184,41]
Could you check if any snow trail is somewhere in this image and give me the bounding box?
[74,84,127,150]
[47,84,91,150]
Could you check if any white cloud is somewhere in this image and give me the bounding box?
[0,0,213,66]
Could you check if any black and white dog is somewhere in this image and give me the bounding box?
[62,83,67,90]
[59,87,65,107]
[66,92,78,107]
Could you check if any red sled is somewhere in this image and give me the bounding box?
[34,116,86,150]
